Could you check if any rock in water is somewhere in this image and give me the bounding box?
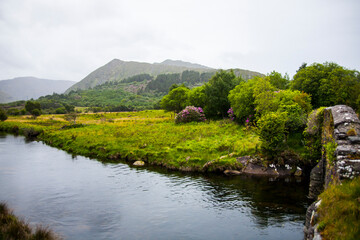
[133,161,145,166]
[224,170,241,175]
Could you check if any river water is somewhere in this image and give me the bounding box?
[0,134,309,239]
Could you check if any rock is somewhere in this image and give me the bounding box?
[224,170,241,175]
[294,169,302,177]
[133,160,145,166]
[348,136,360,144]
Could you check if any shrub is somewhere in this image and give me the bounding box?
[175,106,206,124]
[227,108,235,121]
[257,112,287,159]
[22,128,42,139]
[303,107,326,165]
[0,108,7,121]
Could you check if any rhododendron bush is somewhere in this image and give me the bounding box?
[175,106,206,124]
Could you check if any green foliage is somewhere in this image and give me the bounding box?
[318,177,360,240]
[175,106,206,124]
[160,86,190,113]
[145,73,181,92]
[228,79,256,123]
[257,112,288,159]
[25,100,42,118]
[303,107,326,164]
[188,85,206,108]
[267,71,290,89]
[324,140,337,165]
[64,112,78,124]
[121,73,153,83]
[204,70,241,118]
[55,107,66,114]
[253,77,277,115]
[0,110,260,172]
[0,108,7,121]
[291,62,360,110]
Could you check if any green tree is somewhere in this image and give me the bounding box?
[160,86,190,113]
[204,70,241,118]
[188,86,206,108]
[257,112,288,159]
[291,62,360,110]
[0,108,7,121]
[267,71,290,89]
[25,101,42,118]
[228,78,257,123]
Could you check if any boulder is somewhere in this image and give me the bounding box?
[133,160,145,166]
[224,170,241,175]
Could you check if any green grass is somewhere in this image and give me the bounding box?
[317,177,360,240]
[0,202,59,240]
[0,110,260,172]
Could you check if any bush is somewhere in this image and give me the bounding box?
[257,112,287,159]
[55,107,66,114]
[303,107,326,164]
[0,108,7,121]
[175,106,206,124]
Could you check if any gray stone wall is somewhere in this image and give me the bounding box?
[304,105,360,240]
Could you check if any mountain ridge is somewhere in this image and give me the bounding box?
[0,77,76,103]
[66,59,263,93]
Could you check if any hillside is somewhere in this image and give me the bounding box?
[66,59,263,93]
[158,59,212,69]
[0,77,76,103]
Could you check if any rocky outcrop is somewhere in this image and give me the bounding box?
[304,105,360,240]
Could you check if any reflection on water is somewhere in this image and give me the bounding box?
[0,134,309,240]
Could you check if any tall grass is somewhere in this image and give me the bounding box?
[317,177,360,240]
[0,202,60,240]
[0,111,260,172]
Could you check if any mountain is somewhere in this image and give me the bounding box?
[0,77,76,103]
[65,59,216,93]
[158,59,212,69]
[66,59,264,93]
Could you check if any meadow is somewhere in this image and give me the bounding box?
[0,110,260,172]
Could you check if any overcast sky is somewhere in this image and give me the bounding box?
[0,0,359,81]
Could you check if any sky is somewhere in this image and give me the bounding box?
[0,0,359,82]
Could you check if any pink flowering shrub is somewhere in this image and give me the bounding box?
[227,108,235,121]
[175,106,206,124]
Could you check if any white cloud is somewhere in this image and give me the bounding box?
[0,0,359,81]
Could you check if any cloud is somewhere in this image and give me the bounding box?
[0,0,359,81]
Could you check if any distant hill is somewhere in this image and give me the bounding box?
[158,59,212,69]
[66,59,263,93]
[0,77,76,103]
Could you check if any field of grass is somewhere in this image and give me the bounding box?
[0,110,260,172]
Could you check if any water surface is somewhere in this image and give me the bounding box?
[0,134,309,239]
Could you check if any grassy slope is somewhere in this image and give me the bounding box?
[0,110,260,172]
[317,177,360,240]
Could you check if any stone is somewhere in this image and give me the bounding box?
[348,136,360,144]
[133,160,145,166]
[294,169,302,177]
[331,105,360,127]
[224,169,241,175]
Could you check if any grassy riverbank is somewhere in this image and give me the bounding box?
[0,110,260,172]
[317,177,360,240]
[0,202,59,240]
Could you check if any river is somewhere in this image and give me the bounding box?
[0,134,309,239]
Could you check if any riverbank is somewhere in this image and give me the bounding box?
[0,111,262,173]
[0,202,59,239]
